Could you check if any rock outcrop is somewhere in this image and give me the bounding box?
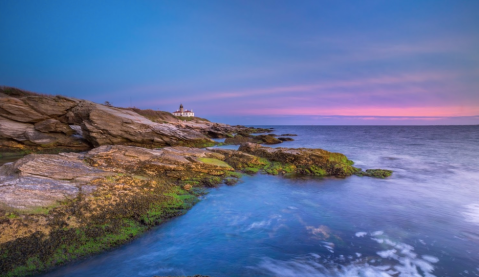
[0,153,112,211]
[84,145,234,178]
[0,86,214,150]
[0,145,237,214]
[70,101,213,148]
[238,142,360,177]
[355,169,393,178]
[0,144,242,276]
[224,134,282,145]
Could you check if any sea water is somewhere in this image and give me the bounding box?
[37,126,479,277]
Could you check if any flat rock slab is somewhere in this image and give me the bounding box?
[13,154,111,181]
[0,176,79,210]
[85,145,232,175]
[0,153,110,210]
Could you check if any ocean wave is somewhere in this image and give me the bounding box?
[463,203,479,226]
[255,231,439,277]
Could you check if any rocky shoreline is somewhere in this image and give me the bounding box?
[0,86,271,153]
[0,87,391,277]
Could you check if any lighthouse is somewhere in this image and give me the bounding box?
[172,104,195,117]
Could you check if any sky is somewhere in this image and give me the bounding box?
[1,0,478,125]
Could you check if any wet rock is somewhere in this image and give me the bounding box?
[254,135,282,144]
[208,148,266,170]
[281,133,297,136]
[278,137,294,141]
[224,135,254,144]
[224,134,283,145]
[355,169,393,178]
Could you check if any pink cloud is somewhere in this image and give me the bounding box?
[232,106,479,117]
[133,70,458,107]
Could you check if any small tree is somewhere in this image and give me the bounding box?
[104,101,112,107]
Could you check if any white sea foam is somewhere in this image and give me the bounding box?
[355,231,367,237]
[422,255,439,263]
[245,220,272,231]
[377,249,397,258]
[255,232,439,277]
[138,267,175,276]
[463,203,479,226]
[321,241,335,253]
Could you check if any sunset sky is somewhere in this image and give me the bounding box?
[1,0,478,125]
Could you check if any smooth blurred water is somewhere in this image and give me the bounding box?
[38,126,479,277]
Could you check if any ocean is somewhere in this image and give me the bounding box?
[36,125,479,277]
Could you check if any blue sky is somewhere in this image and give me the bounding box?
[1,0,478,125]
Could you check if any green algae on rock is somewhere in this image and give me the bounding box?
[238,142,360,177]
[0,145,239,276]
[355,169,393,178]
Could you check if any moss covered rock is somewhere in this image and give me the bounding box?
[238,142,359,177]
[355,169,393,178]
